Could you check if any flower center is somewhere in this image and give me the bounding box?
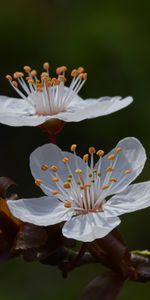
[6,63,87,116]
[35,144,132,215]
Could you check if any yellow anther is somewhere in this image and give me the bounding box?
[35,179,43,186]
[71,69,78,77]
[96,149,105,157]
[24,66,31,73]
[75,168,82,174]
[52,190,60,195]
[50,165,58,172]
[84,183,91,187]
[88,173,92,178]
[83,154,89,161]
[108,154,115,160]
[88,147,96,154]
[5,74,12,81]
[64,182,71,189]
[102,185,109,190]
[52,177,60,182]
[56,66,67,74]
[106,167,113,172]
[90,179,95,183]
[41,164,49,171]
[77,67,85,74]
[64,201,72,208]
[77,180,81,185]
[124,169,132,175]
[97,171,101,176]
[67,178,72,183]
[70,144,77,152]
[116,147,122,154]
[43,62,50,70]
[93,168,97,173]
[62,157,69,164]
[31,70,37,77]
[109,178,117,183]
[12,81,18,88]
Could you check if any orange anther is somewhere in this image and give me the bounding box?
[24,66,31,73]
[50,165,58,172]
[41,164,49,171]
[35,179,43,186]
[96,150,105,157]
[88,147,96,154]
[108,154,115,160]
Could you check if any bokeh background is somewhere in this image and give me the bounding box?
[0,0,150,299]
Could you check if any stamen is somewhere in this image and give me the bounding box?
[96,150,105,157]
[41,164,49,171]
[6,74,12,81]
[43,62,50,70]
[83,154,89,161]
[12,81,18,88]
[56,66,67,74]
[64,182,71,189]
[88,147,96,154]
[77,67,85,74]
[52,177,60,182]
[70,144,77,152]
[88,173,92,177]
[62,157,69,164]
[35,179,43,186]
[93,168,97,173]
[31,70,37,77]
[109,178,117,183]
[24,66,31,73]
[97,172,101,176]
[77,180,81,185]
[108,154,115,160]
[106,166,113,172]
[102,185,109,190]
[75,168,82,174]
[124,169,132,175]
[71,69,78,77]
[52,190,60,195]
[116,147,122,154]
[64,201,72,208]
[50,165,58,172]
[84,183,91,187]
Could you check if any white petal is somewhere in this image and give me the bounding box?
[7,196,73,226]
[55,96,133,122]
[62,212,120,242]
[105,181,150,217]
[0,96,51,126]
[95,137,146,196]
[30,143,89,196]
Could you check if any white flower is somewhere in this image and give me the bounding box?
[0,63,133,126]
[7,138,150,242]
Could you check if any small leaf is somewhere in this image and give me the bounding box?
[80,271,125,300]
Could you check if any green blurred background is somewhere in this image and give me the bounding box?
[0,0,150,298]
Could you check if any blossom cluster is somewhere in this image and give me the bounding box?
[0,62,149,243]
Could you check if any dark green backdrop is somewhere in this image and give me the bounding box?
[0,0,149,299]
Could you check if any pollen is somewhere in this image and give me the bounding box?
[52,190,60,195]
[96,150,105,157]
[41,164,49,171]
[106,166,113,172]
[84,183,91,187]
[108,154,115,160]
[70,144,77,152]
[64,182,71,189]
[62,157,69,164]
[102,185,109,190]
[88,147,96,154]
[35,179,43,186]
[24,66,31,73]
[116,147,122,154]
[109,177,117,183]
[50,165,58,172]
[83,154,89,161]
[77,180,81,185]
[88,173,93,178]
[93,169,97,173]
[75,168,82,174]
[52,177,60,182]
[64,201,72,208]
[124,169,132,175]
